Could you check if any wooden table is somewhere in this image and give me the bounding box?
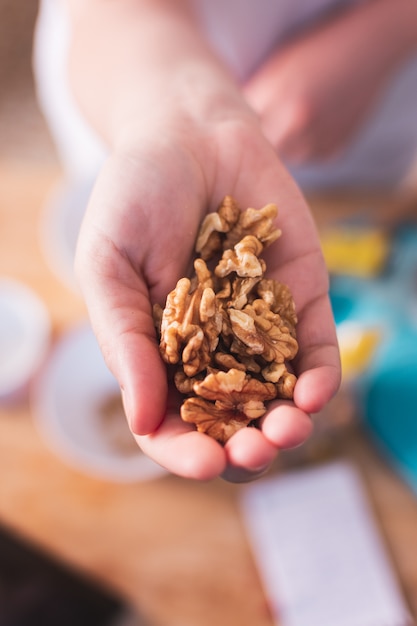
[1,160,417,626]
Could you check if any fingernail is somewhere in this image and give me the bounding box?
[251,463,270,474]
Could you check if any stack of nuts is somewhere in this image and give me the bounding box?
[153,196,298,444]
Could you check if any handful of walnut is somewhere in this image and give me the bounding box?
[153,196,298,444]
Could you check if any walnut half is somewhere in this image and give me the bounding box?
[154,197,298,443]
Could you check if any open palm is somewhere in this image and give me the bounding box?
[75,114,340,481]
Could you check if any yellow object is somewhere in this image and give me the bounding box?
[337,323,381,381]
[321,226,389,277]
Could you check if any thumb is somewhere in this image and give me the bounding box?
[75,235,167,436]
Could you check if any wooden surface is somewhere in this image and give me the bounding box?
[1,160,417,626]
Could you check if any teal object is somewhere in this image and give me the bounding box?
[329,224,417,495]
[363,328,417,493]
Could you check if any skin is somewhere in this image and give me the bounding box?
[244,0,417,163]
[62,0,416,481]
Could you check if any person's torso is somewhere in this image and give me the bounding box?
[191,0,362,79]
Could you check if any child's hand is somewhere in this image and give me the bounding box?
[75,114,340,482]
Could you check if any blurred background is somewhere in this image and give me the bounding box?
[0,0,57,164]
[0,2,141,624]
[1,2,417,626]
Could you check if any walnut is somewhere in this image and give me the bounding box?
[261,362,287,383]
[193,369,276,414]
[261,363,297,399]
[195,195,240,260]
[214,350,262,374]
[154,196,299,443]
[256,279,297,335]
[158,262,223,377]
[214,351,247,372]
[215,236,265,278]
[276,371,297,399]
[228,276,261,310]
[224,202,282,250]
[196,198,281,261]
[228,300,298,363]
[181,397,251,444]
[174,370,204,395]
[181,369,276,444]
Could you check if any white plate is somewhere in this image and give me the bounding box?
[32,323,167,482]
[0,278,51,400]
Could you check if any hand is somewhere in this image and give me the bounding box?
[74,112,340,482]
[69,0,340,482]
[244,1,415,163]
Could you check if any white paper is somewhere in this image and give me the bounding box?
[241,461,413,626]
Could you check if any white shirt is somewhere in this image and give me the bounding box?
[33,0,417,189]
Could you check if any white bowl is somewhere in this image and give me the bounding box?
[39,178,94,292]
[0,278,51,400]
[32,323,167,482]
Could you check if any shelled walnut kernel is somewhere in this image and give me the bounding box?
[153,196,298,444]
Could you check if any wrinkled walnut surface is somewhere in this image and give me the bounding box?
[153,196,298,444]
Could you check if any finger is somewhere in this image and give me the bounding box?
[135,411,227,480]
[220,426,278,483]
[260,401,313,448]
[260,196,341,410]
[117,322,168,435]
[293,292,341,413]
[221,408,311,484]
[224,425,277,468]
[217,138,340,412]
[75,234,168,435]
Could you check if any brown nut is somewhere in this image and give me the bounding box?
[181,396,251,444]
[228,300,298,363]
[158,263,223,376]
[223,203,281,250]
[215,235,265,279]
[154,196,299,443]
[256,279,298,335]
[181,369,277,443]
[195,195,240,260]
